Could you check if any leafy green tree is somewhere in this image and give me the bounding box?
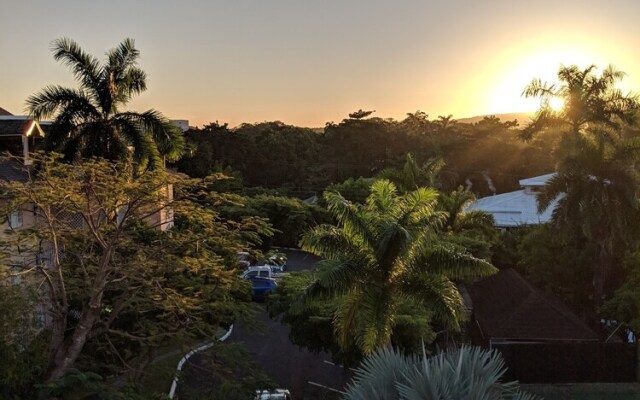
[27,38,184,169]
[517,224,594,313]
[344,345,537,400]
[298,180,496,354]
[537,133,640,309]
[0,285,48,399]
[324,177,374,204]
[221,194,330,248]
[0,154,266,382]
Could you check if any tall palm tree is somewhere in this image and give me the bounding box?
[300,180,496,354]
[344,345,538,400]
[538,132,640,309]
[520,64,639,141]
[27,38,184,169]
[522,64,640,310]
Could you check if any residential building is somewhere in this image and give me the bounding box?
[467,173,558,228]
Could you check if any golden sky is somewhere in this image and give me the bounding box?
[1,0,639,127]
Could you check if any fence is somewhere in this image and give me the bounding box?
[493,342,637,383]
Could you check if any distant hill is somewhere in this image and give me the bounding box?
[457,112,533,126]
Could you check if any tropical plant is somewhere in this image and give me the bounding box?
[520,64,639,141]
[0,154,266,383]
[378,153,445,192]
[521,64,640,311]
[438,186,496,238]
[537,132,640,309]
[299,180,496,354]
[437,186,498,259]
[27,37,184,169]
[344,345,537,400]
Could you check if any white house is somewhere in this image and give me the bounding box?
[467,173,559,228]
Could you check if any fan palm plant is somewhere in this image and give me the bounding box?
[344,345,538,400]
[27,38,184,169]
[300,180,496,354]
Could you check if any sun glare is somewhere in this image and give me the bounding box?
[483,42,604,116]
[549,96,564,112]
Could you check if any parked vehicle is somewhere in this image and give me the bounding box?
[265,254,287,272]
[265,252,287,272]
[236,251,252,268]
[255,389,291,400]
[249,276,277,301]
[240,266,275,279]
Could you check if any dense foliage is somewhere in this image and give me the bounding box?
[0,155,269,397]
[271,180,496,358]
[174,113,556,199]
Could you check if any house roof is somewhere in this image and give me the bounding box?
[467,173,558,228]
[519,173,555,187]
[0,117,45,137]
[0,158,29,182]
[0,107,13,116]
[468,269,598,342]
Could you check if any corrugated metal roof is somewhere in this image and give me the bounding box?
[519,173,556,187]
[467,173,559,228]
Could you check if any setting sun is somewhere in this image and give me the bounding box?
[549,96,564,111]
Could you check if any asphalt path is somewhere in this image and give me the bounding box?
[184,250,352,400]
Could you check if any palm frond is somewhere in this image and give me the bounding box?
[27,86,99,121]
[51,38,101,97]
[323,190,376,250]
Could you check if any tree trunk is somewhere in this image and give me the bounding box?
[593,243,609,312]
[46,246,113,381]
[47,311,67,363]
[46,306,101,381]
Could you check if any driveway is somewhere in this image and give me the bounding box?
[182,250,352,400]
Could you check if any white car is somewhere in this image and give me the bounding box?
[255,389,292,400]
[265,255,287,272]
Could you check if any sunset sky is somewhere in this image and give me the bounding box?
[1,0,639,128]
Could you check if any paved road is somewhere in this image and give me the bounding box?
[183,250,352,400]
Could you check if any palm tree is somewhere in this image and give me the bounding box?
[522,64,640,310]
[27,38,184,169]
[437,186,498,259]
[300,180,496,354]
[520,64,639,141]
[377,153,445,192]
[538,132,640,309]
[438,186,496,238]
[344,345,538,400]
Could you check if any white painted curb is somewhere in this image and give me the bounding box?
[168,324,234,399]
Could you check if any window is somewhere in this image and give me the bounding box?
[9,210,23,228]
